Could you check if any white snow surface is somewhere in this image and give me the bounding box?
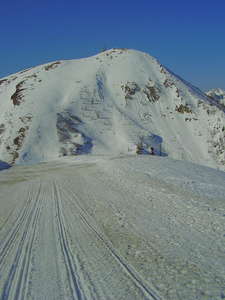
[0,155,225,299]
[0,48,224,170]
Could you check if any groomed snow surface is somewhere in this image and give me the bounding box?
[0,155,225,299]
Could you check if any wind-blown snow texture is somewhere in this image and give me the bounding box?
[0,156,225,299]
[0,48,224,169]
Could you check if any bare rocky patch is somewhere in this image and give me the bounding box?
[3,113,32,164]
[175,103,193,114]
[121,82,140,101]
[163,79,175,89]
[44,61,61,71]
[0,79,11,94]
[6,127,28,164]
[14,127,27,147]
[144,85,162,102]
[19,114,33,123]
[11,81,26,106]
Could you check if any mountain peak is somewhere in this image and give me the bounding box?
[0,50,224,170]
[207,88,225,98]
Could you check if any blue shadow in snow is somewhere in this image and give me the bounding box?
[0,161,12,171]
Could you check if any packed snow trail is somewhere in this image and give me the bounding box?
[0,156,225,299]
[0,159,162,299]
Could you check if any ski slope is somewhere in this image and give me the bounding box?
[1,156,225,299]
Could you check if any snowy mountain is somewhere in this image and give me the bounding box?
[0,48,224,169]
[206,88,225,107]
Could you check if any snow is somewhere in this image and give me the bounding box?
[0,48,224,170]
[0,155,225,299]
[1,48,225,297]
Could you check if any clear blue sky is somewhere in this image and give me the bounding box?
[1,0,224,91]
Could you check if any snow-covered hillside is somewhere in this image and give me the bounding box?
[0,48,224,169]
[1,155,225,299]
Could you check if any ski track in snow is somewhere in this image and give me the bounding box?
[0,156,225,299]
[56,178,161,299]
[1,180,43,299]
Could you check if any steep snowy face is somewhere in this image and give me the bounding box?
[0,48,224,169]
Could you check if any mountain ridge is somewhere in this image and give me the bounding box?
[0,48,224,170]
[206,88,225,109]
